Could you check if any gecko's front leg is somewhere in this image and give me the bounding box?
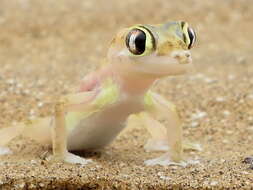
[51,92,97,165]
[143,93,183,165]
[141,92,199,166]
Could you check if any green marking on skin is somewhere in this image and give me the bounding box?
[144,91,177,112]
[144,91,154,107]
[66,78,119,131]
[92,78,119,108]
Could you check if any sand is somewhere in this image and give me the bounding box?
[0,0,252,189]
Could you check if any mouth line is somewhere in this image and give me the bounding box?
[177,57,192,64]
[130,54,194,76]
[135,61,192,75]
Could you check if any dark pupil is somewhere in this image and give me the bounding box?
[134,30,146,54]
[126,29,146,55]
[188,28,195,49]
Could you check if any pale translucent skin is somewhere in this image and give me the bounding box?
[0,21,200,166]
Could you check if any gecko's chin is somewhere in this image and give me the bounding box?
[132,59,193,77]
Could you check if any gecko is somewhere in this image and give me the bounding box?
[0,21,198,166]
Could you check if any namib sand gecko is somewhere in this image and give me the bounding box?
[0,21,200,166]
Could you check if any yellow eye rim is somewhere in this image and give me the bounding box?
[182,22,196,49]
[127,25,156,56]
[182,22,190,47]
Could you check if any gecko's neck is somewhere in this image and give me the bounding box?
[104,64,158,96]
[118,73,157,96]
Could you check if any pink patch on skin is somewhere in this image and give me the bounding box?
[79,73,100,92]
[78,67,114,92]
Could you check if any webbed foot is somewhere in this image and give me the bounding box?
[49,152,92,165]
[144,153,186,166]
[64,152,92,165]
[144,152,199,166]
[144,139,202,152]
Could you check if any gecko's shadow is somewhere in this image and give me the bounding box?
[70,150,102,158]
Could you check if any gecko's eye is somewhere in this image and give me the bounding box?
[126,29,146,55]
[187,27,196,49]
[126,27,155,56]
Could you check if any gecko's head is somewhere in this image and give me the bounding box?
[108,21,196,77]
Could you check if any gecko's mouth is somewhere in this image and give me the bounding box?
[130,53,193,76]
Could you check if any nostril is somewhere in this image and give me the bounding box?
[185,53,190,58]
[171,51,191,59]
[174,55,180,59]
[171,52,180,59]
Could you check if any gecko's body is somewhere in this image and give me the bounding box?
[0,21,198,166]
[67,78,145,150]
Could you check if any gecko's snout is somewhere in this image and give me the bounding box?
[171,50,192,64]
[171,50,191,58]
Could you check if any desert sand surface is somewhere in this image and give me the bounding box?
[0,0,252,189]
